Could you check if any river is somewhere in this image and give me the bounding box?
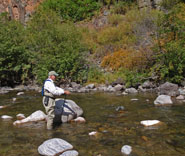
[0,91,185,156]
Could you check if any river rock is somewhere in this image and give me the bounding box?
[54,99,83,123]
[17,92,24,95]
[176,95,185,100]
[38,138,73,156]
[125,88,138,94]
[142,80,156,89]
[13,110,46,125]
[159,82,179,97]
[179,88,185,95]
[73,117,86,123]
[1,115,13,119]
[140,120,160,126]
[107,85,116,92]
[59,150,79,156]
[89,131,97,136]
[121,145,132,155]
[114,84,124,91]
[154,95,173,105]
[85,84,95,89]
[116,106,125,111]
[70,82,81,89]
[16,113,25,120]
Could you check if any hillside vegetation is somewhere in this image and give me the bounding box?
[0,0,184,87]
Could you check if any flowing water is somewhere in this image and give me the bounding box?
[0,91,185,156]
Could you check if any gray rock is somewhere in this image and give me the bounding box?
[116,106,125,111]
[85,84,95,89]
[59,150,79,156]
[179,88,185,95]
[107,85,116,92]
[176,95,184,100]
[142,80,156,89]
[154,95,173,106]
[71,82,81,89]
[114,84,124,91]
[125,88,138,94]
[55,99,83,123]
[38,138,73,156]
[121,145,132,155]
[159,82,179,97]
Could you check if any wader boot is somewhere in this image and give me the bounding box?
[43,91,55,130]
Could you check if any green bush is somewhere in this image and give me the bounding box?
[152,3,185,84]
[0,14,30,86]
[26,8,88,84]
[42,0,100,22]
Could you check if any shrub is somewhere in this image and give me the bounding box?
[0,14,30,86]
[42,0,100,22]
[101,49,147,71]
[152,3,185,84]
[26,8,88,84]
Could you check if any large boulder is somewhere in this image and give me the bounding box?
[13,110,46,125]
[54,99,83,123]
[38,138,78,156]
[159,82,179,97]
[154,95,173,106]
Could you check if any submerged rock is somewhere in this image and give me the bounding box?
[38,138,74,156]
[154,95,173,106]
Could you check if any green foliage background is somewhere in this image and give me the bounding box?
[0,0,184,87]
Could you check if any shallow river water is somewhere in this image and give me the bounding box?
[0,91,185,156]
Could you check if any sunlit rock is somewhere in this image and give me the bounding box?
[125,88,138,94]
[176,95,184,100]
[154,95,173,105]
[73,117,86,123]
[107,85,116,92]
[179,88,185,95]
[13,110,46,125]
[159,82,179,97]
[89,131,97,136]
[114,84,124,91]
[122,92,128,95]
[16,113,25,120]
[131,98,139,101]
[121,145,132,155]
[54,99,83,123]
[1,115,13,119]
[38,138,74,156]
[140,120,160,126]
[59,150,79,156]
[115,106,125,111]
[12,97,17,102]
[85,83,95,89]
[17,92,24,95]
[0,105,6,109]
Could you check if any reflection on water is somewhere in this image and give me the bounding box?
[0,91,185,156]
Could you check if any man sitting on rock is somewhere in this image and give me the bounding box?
[42,71,70,130]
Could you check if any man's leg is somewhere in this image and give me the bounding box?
[43,97,55,130]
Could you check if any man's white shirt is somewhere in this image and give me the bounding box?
[44,78,64,96]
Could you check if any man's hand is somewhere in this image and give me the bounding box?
[64,90,70,95]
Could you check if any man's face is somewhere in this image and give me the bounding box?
[50,75,56,81]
